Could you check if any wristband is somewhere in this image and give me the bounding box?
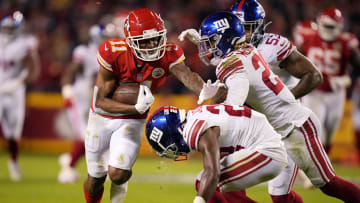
[62,84,73,99]
[193,196,206,203]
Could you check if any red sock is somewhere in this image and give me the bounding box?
[8,139,19,161]
[320,176,360,203]
[83,185,104,203]
[271,190,303,203]
[224,190,258,203]
[70,140,85,167]
[195,180,228,203]
[195,180,257,203]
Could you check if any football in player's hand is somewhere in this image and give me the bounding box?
[112,82,140,105]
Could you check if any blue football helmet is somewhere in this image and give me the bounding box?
[198,11,245,65]
[1,11,24,29]
[230,0,266,45]
[145,106,190,161]
[89,23,117,45]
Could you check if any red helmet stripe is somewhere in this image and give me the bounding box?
[237,0,246,12]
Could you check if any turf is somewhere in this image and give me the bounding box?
[0,152,358,203]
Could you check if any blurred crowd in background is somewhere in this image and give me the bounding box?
[0,0,359,94]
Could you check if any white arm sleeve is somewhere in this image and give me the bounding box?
[223,73,249,105]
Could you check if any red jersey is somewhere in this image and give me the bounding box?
[97,38,185,91]
[298,32,358,92]
[94,38,185,119]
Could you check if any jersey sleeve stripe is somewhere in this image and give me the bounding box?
[97,52,113,71]
[169,55,185,69]
[277,43,294,61]
[188,119,206,150]
[217,67,244,82]
[276,41,290,55]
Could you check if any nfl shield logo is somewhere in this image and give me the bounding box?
[136,73,142,80]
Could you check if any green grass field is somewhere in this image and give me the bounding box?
[0,152,359,203]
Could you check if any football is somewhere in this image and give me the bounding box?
[112,82,140,105]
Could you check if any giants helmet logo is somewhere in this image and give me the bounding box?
[213,18,230,33]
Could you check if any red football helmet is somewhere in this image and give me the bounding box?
[317,8,343,41]
[293,20,317,46]
[124,8,167,61]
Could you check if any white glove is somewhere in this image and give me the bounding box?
[135,85,154,114]
[197,80,225,105]
[178,28,201,45]
[329,75,351,91]
[193,196,206,203]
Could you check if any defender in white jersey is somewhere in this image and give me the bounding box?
[145,105,287,203]
[179,0,322,196]
[197,11,360,203]
[58,24,117,183]
[0,11,40,181]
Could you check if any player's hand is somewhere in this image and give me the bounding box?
[135,85,154,114]
[197,80,225,105]
[178,28,200,45]
[0,78,23,94]
[329,75,351,91]
[61,84,74,108]
[193,196,206,203]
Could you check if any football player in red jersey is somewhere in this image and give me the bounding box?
[296,8,360,154]
[82,8,219,203]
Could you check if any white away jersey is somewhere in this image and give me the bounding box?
[0,33,38,83]
[71,43,99,104]
[257,33,299,89]
[182,104,287,164]
[216,45,311,137]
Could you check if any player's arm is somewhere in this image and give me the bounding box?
[23,48,41,85]
[279,49,323,99]
[93,67,138,114]
[170,61,205,95]
[60,61,83,106]
[223,74,249,105]
[61,61,83,86]
[196,126,221,202]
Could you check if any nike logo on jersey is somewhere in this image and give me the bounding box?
[105,44,109,51]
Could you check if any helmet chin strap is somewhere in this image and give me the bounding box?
[263,21,272,31]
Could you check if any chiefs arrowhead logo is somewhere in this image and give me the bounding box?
[152,68,165,79]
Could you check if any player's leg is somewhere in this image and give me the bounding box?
[83,111,112,203]
[58,100,87,183]
[107,119,145,203]
[2,88,26,181]
[219,150,286,193]
[288,113,360,202]
[268,156,303,203]
[323,90,346,153]
[301,91,328,149]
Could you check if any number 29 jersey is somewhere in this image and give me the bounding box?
[216,45,311,137]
